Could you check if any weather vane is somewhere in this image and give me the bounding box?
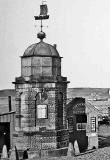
[34,0,49,40]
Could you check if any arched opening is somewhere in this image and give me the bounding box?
[35,92,48,126]
[67,98,88,152]
[0,122,10,156]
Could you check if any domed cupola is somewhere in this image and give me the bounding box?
[21,28,62,78]
[23,41,60,57]
[21,39,61,78]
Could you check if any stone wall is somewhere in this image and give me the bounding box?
[14,80,69,152]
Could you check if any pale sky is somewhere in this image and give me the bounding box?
[0,0,110,89]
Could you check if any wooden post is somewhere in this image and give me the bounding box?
[8,96,11,112]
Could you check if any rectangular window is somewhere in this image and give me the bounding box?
[77,123,86,130]
[91,117,96,132]
[37,105,48,119]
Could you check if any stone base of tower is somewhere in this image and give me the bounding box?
[13,129,69,157]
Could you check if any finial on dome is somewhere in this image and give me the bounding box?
[37,31,46,41]
[34,0,49,41]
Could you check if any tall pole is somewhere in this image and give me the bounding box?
[41,19,43,32]
[8,96,11,112]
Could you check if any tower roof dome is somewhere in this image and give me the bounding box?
[23,41,60,57]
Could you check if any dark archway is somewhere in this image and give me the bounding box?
[0,122,10,155]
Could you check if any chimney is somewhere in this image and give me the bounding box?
[8,96,11,112]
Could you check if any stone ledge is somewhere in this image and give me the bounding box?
[48,147,68,157]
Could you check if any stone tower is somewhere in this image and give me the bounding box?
[13,2,69,155]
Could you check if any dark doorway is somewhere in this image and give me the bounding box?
[0,122,10,155]
[75,114,88,152]
[68,114,88,152]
